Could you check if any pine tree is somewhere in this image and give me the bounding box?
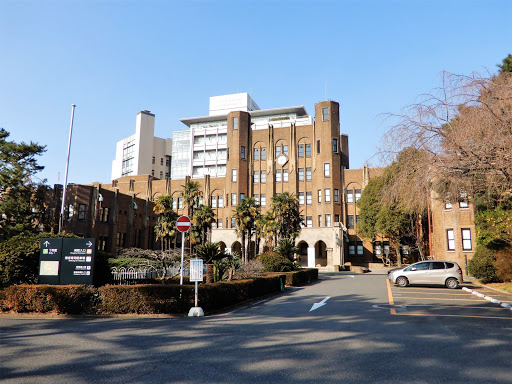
[0,129,46,240]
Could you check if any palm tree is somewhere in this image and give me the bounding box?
[274,238,299,262]
[153,195,179,251]
[268,192,302,243]
[192,204,215,244]
[181,180,201,218]
[233,197,260,264]
[195,242,228,282]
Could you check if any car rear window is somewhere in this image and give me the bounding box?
[432,262,445,270]
[445,262,454,268]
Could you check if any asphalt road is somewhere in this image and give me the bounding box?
[1,271,511,384]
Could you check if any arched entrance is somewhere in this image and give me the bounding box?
[218,241,226,252]
[315,241,327,267]
[231,241,241,256]
[297,241,309,267]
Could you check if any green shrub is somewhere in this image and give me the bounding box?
[258,253,295,272]
[495,247,512,282]
[0,232,79,288]
[468,246,501,283]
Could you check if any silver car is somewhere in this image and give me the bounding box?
[388,260,463,289]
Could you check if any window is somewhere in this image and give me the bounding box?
[276,169,282,182]
[357,241,364,255]
[165,172,169,178]
[172,198,177,210]
[306,216,313,228]
[318,215,322,227]
[261,147,266,160]
[231,193,237,206]
[334,189,339,203]
[231,217,236,228]
[283,169,289,182]
[462,228,472,250]
[101,207,109,223]
[324,163,330,177]
[254,148,259,160]
[217,218,222,229]
[335,214,340,223]
[68,204,74,218]
[283,145,289,156]
[300,215,305,228]
[298,144,304,157]
[325,189,331,202]
[253,172,260,183]
[306,191,312,205]
[305,143,311,157]
[240,193,245,201]
[160,158,163,166]
[254,194,260,204]
[160,171,163,179]
[355,189,361,201]
[333,138,338,153]
[78,204,86,220]
[325,214,332,227]
[152,157,155,164]
[447,229,455,251]
[275,145,281,156]
[349,244,355,255]
[298,168,304,181]
[445,201,453,209]
[233,117,238,130]
[211,196,217,208]
[261,170,266,183]
[218,195,223,208]
[166,159,170,166]
[298,192,305,205]
[322,107,329,121]
[459,199,469,208]
[306,167,312,181]
[232,169,237,182]
[260,194,266,207]
[347,215,354,229]
[432,262,445,270]
[317,140,320,154]
[241,146,246,159]
[178,197,183,209]
[151,170,154,177]
[356,215,361,224]
[318,189,322,203]
[347,189,354,203]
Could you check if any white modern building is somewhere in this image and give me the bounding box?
[111,110,173,180]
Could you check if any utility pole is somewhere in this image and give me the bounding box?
[59,104,76,233]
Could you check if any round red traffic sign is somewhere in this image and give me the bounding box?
[176,215,191,233]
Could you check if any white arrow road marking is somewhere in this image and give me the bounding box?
[44,241,50,247]
[310,297,331,312]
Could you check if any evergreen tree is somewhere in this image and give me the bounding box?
[498,54,512,73]
[0,129,46,240]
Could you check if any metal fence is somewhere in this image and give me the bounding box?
[110,266,182,284]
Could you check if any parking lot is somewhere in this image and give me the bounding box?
[386,279,512,320]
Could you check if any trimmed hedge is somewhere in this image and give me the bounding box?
[1,285,98,314]
[0,270,318,315]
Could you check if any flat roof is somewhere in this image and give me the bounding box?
[180,105,308,127]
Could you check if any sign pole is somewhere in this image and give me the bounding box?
[180,231,185,285]
[195,280,198,307]
[188,257,204,317]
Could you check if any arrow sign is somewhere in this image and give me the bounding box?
[176,215,191,233]
[86,241,93,247]
[44,241,50,247]
[310,297,331,312]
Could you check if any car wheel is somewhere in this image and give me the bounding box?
[445,277,459,289]
[396,276,408,287]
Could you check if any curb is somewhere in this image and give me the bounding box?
[462,286,512,310]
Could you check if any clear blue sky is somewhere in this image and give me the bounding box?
[1,0,510,186]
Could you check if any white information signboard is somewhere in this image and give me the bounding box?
[189,259,204,282]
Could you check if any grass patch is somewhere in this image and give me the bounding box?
[484,282,512,294]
